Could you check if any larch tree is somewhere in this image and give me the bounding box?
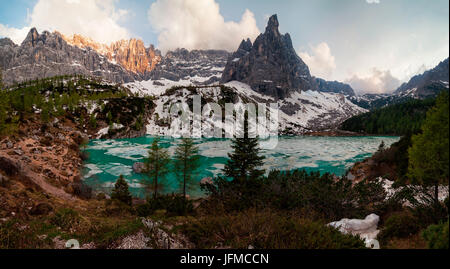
[174,137,200,200]
[144,137,170,199]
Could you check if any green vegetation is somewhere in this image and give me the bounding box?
[0,75,128,137]
[422,220,449,249]
[408,91,449,204]
[136,194,194,217]
[143,138,171,199]
[223,133,265,183]
[341,97,437,135]
[182,209,366,249]
[174,138,200,200]
[111,175,133,206]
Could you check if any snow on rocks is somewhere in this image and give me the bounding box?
[139,81,366,136]
[377,177,449,204]
[329,214,380,249]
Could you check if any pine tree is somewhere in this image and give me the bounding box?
[144,138,170,199]
[174,138,200,200]
[408,91,449,204]
[111,175,132,206]
[107,111,113,125]
[223,114,265,182]
[89,113,97,128]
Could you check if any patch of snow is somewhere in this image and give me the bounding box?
[329,214,380,249]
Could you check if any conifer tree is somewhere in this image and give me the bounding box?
[144,138,170,199]
[223,113,265,182]
[111,175,132,206]
[174,137,200,199]
[408,91,449,204]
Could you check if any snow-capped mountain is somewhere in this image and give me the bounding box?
[126,49,230,96]
[395,58,449,98]
[141,81,366,137]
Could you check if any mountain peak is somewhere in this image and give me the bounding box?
[265,14,280,37]
[22,27,40,46]
[266,14,279,29]
[221,14,316,99]
[60,33,161,74]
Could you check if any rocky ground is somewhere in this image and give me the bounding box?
[0,116,84,200]
[0,114,189,249]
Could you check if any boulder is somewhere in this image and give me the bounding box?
[5,140,14,149]
[0,156,21,176]
[328,214,380,249]
[132,162,146,174]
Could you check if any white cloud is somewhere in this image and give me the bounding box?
[0,0,130,45]
[148,0,261,54]
[299,42,336,80]
[346,68,401,94]
[366,0,380,4]
[0,24,30,45]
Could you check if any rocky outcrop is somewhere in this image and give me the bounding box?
[315,78,355,97]
[221,14,317,99]
[149,48,229,84]
[395,58,449,98]
[62,34,162,74]
[0,28,140,85]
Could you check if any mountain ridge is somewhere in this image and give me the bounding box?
[395,58,449,98]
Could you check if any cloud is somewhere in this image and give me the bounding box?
[0,0,130,45]
[0,24,30,45]
[148,0,260,54]
[299,42,336,80]
[366,0,380,4]
[346,68,401,94]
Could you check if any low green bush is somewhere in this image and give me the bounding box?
[182,209,366,249]
[201,169,387,221]
[50,208,80,230]
[422,220,449,249]
[136,195,194,217]
[378,212,420,241]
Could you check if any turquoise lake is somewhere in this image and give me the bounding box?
[82,136,399,197]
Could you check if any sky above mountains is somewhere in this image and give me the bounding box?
[0,0,448,94]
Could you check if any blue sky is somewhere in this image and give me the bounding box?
[1,0,448,94]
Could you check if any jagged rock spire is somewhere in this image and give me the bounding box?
[221,14,317,99]
[265,14,280,37]
[22,27,40,47]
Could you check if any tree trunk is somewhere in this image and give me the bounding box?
[434,183,439,205]
[154,174,158,199]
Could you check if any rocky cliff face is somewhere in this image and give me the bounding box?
[221,15,317,99]
[149,48,229,83]
[315,78,355,97]
[395,58,449,98]
[127,48,230,95]
[62,34,162,75]
[0,28,142,85]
